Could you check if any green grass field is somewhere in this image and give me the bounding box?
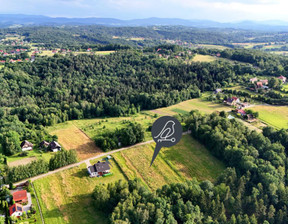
[33,135,224,223]
[252,105,288,129]
[198,44,229,50]
[153,95,230,115]
[192,54,217,62]
[33,160,126,224]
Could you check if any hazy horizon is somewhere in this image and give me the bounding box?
[0,0,288,23]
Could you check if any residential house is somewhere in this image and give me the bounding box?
[40,141,49,149]
[236,109,246,116]
[87,161,111,177]
[278,75,287,83]
[256,81,263,89]
[225,97,240,106]
[9,203,23,217]
[20,141,33,151]
[260,79,268,85]
[49,141,61,152]
[250,77,258,83]
[12,190,28,204]
[238,102,250,109]
[214,88,222,94]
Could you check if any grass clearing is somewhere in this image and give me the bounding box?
[252,105,288,129]
[33,160,125,224]
[7,149,53,164]
[153,96,230,115]
[49,124,102,161]
[192,54,217,62]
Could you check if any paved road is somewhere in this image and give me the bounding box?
[15,131,191,185]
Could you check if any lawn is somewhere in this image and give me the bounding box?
[192,54,217,62]
[252,105,288,129]
[33,160,126,224]
[7,149,53,165]
[113,135,225,191]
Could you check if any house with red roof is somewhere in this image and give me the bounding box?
[256,81,263,88]
[278,75,287,83]
[9,203,23,217]
[87,48,92,52]
[236,109,246,116]
[13,190,28,204]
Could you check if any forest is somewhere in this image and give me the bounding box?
[92,111,288,224]
[1,26,288,48]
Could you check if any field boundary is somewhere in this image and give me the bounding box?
[31,182,45,224]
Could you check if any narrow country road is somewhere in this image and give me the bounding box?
[15,131,191,185]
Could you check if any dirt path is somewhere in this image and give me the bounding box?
[15,132,191,185]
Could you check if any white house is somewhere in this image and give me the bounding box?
[20,141,33,151]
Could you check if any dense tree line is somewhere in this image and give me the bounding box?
[0,49,243,128]
[92,111,288,223]
[8,150,78,182]
[8,160,49,182]
[95,122,144,152]
[49,150,77,170]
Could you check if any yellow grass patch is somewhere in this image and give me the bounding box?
[192,54,217,62]
[49,124,102,161]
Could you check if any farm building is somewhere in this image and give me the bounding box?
[12,190,28,204]
[49,141,61,152]
[20,141,33,151]
[87,161,111,177]
[9,203,23,217]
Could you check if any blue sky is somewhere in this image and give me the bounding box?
[0,0,288,22]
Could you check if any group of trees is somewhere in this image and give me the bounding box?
[92,111,288,223]
[95,122,144,152]
[8,150,78,182]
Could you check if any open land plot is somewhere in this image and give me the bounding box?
[113,134,225,191]
[192,54,217,62]
[48,124,102,161]
[252,105,288,129]
[34,134,224,223]
[198,44,230,50]
[33,161,125,224]
[7,149,53,165]
[153,96,231,115]
[73,112,156,141]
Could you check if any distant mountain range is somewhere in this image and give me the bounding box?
[0,14,288,31]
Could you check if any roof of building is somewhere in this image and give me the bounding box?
[89,161,110,173]
[20,140,33,148]
[40,141,49,146]
[278,75,286,79]
[9,203,23,216]
[237,109,246,115]
[13,190,27,202]
[49,141,61,149]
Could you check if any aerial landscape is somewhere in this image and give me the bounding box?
[1,0,288,224]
